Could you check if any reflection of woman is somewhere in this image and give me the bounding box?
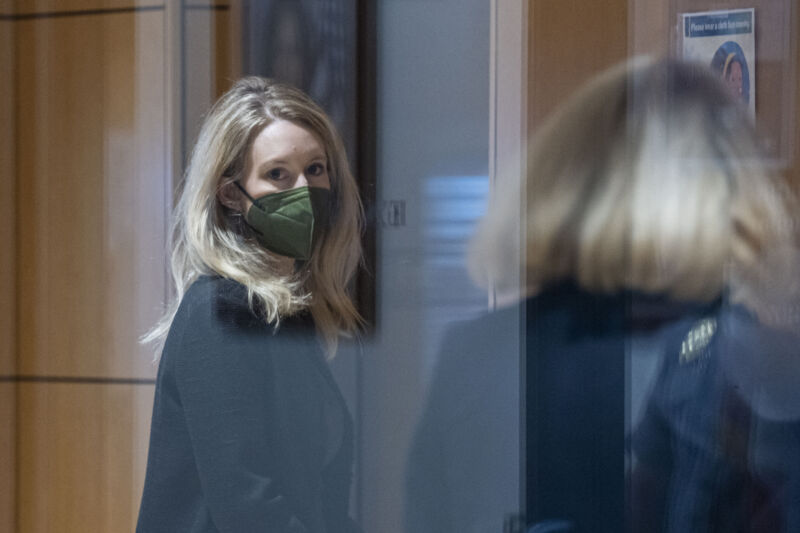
[710,41,750,104]
[136,78,364,533]
[250,0,354,157]
[465,59,795,531]
[257,1,318,90]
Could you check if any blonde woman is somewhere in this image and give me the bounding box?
[137,78,363,533]
[407,59,798,532]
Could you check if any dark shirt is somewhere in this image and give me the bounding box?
[137,276,359,533]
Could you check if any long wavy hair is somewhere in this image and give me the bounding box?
[144,77,364,357]
[470,58,798,329]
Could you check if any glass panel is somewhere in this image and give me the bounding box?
[359,1,518,532]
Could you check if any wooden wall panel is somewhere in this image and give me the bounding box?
[16,10,167,379]
[17,383,154,532]
[1,18,17,533]
[0,384,17,533]
[527,0,629,131]
[3,2,247,531]
[214,5,241,94]
[4,0,161,15]
[1,19,15,377]
[184,0,229,6]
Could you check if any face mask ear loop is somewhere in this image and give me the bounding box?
[233,181,259,205]
[232,181,267,237]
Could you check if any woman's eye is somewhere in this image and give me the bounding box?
[266,169,286,181]
[307,163,327,176]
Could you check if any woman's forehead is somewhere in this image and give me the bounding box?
[249,120,327,166]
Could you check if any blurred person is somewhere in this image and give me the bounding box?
[408,58,799,532]
[136,78,364,533]
[624,65,800,532]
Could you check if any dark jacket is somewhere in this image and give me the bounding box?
[405,301,521,533]
[137,276,359,533]
[522,283,704,532]
[406,282,711,533]
[633,306,800,532]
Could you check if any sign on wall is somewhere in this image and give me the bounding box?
[681,8,756,119]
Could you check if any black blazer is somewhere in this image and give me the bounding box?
[137,276,359,533]
[406,282,711,533]
[524,283,713,532]
[633,306,800,532]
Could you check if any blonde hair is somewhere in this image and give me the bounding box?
[470,58,798,326]
[145,77,363,357]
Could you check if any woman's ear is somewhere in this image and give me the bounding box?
[217,181,243,211]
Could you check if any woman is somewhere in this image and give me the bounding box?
[137,77,363,533]
[407,59,798,532]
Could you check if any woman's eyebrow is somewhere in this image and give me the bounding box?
[254,151,326,172]
[256,159,288,173]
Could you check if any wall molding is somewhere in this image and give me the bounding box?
[0,5,163,20]
[0,375,156,385]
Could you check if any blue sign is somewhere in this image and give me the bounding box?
[685,11,753,38]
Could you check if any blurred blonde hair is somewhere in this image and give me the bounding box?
[145,77,363,356]
[470,58,798,326]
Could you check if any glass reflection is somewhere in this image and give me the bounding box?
[409,58,800,532]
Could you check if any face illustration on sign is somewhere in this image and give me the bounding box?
[723,59,744,102]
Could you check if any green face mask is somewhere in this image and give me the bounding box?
[234,183,330,260]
